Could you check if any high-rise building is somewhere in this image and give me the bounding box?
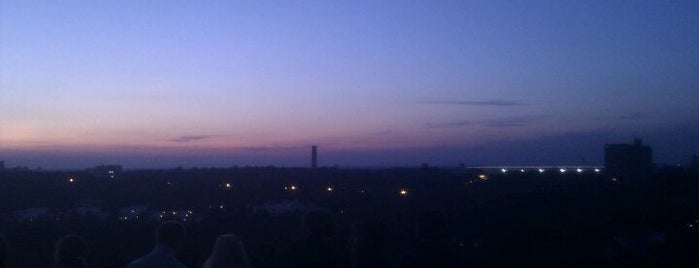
[311,145,318,168]
[604,138,653,181]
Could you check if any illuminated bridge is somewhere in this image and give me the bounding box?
[465,166,604,174]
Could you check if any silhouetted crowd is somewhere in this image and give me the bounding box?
[0,210,465,268]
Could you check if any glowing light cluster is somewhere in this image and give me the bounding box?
[155,209,195,222]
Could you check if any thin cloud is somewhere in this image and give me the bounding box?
[172,135,213,143]
[426,116,539,129]
[482,117,536,128]
[425,121,474,129]
[422,100,528,106]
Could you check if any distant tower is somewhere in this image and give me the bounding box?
[311,146,318,168]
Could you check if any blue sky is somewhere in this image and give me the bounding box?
[1,1,698,169]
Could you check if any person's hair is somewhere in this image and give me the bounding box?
[156,221,186,246]
[416,210,449,240]
[54,235,87,268]
[302,209,336,239]
[202,234,250,268]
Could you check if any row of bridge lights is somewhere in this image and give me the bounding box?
[499,168,601,174]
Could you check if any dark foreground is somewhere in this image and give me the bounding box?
[1,167,698,267]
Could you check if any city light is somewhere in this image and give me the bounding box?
[478,174,487,180]
[520,169,525,173]
[576,168,583,173]
[538,169,545,173]
[399,189,408,195]
[501,168,507,173]
[284,185,298,191]
[225,183,231,188]
[559,168,566,173]
[327,187,333,192]
[68,178,75,183]
[594,168,600,173]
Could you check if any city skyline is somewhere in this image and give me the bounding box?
[1,1,698,169]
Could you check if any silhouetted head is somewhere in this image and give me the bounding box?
[156,221,186,248]
[203,234,250,268]
[54,235,87,268]
[302,209,336,240]
[416,210,449,241]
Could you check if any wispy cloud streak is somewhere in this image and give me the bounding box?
[172,135,214,143]
[425,121,474,129]
[422,100,528,106]
[426,116,540,129]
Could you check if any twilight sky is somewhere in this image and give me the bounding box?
[1,1,698,169]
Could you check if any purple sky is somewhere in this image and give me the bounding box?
[1,1,698,169]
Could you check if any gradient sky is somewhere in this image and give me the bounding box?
[1,1,698,169]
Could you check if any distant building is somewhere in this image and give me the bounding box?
[311,146,318,168]
[604,138,653,181]
[88,165,122,179]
